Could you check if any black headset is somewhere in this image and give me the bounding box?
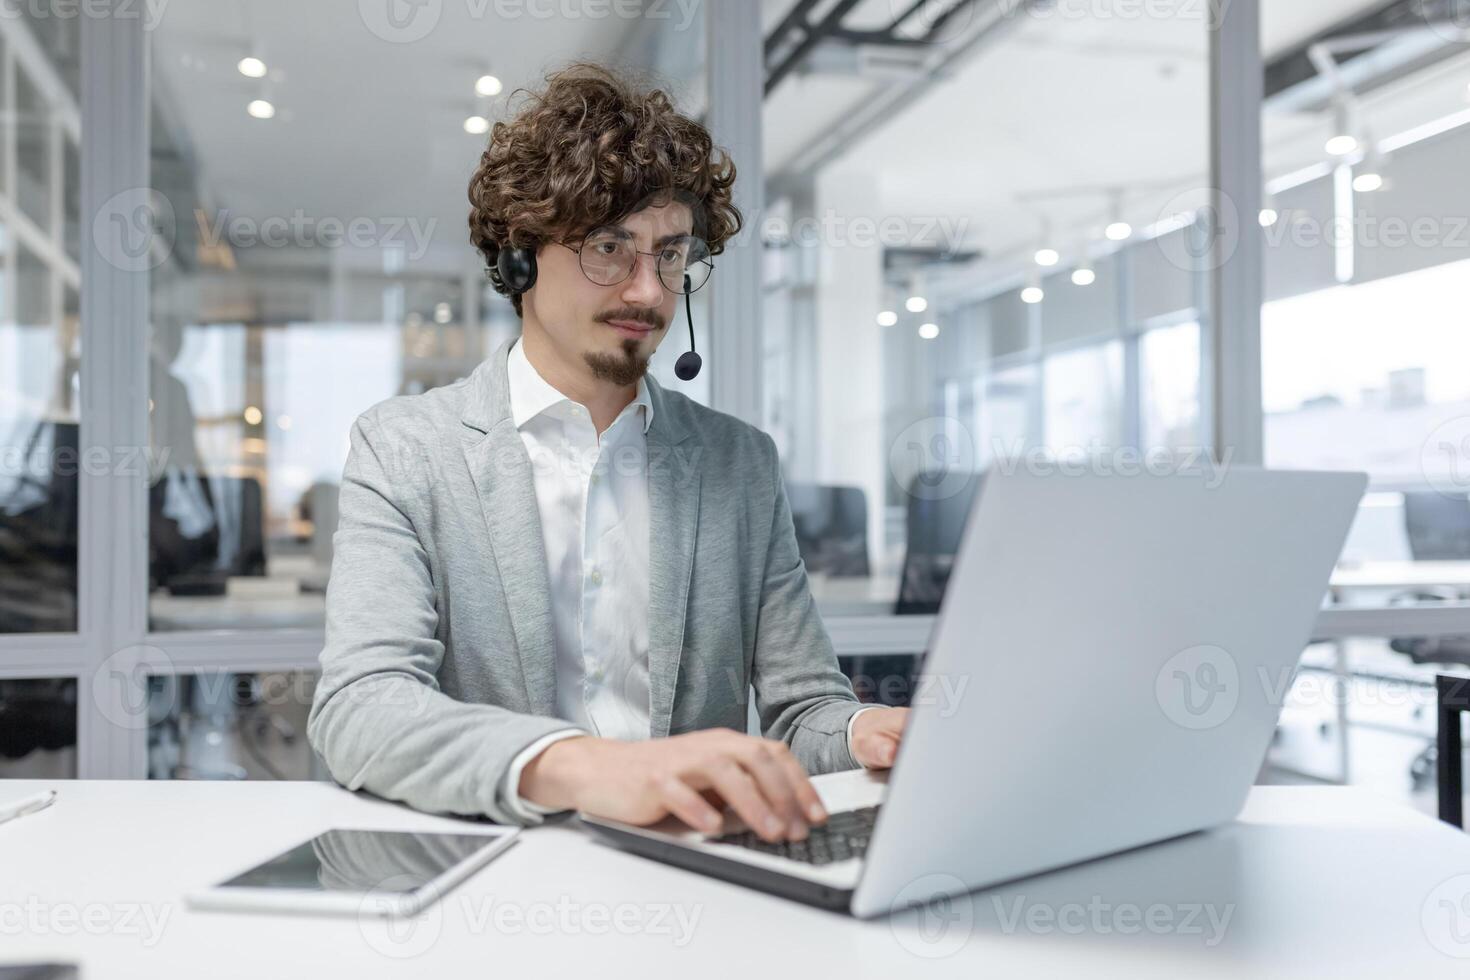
[489,243,702,382]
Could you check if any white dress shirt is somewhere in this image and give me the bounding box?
[497,338,878,823]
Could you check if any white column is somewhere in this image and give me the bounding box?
[1208,0,1264,466]
[706,0,764,425]
[816,169,886,572]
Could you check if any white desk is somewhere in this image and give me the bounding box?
[3,781,1470,978]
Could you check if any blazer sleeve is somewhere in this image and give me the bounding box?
[307,413,579,825]
[749,432,866,774]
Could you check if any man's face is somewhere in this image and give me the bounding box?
[524,200,692,387]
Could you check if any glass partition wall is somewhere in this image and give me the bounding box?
[6,1,1466,804]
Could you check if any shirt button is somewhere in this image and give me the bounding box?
[590,569,603,586]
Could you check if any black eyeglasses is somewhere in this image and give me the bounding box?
[558,225,713,295]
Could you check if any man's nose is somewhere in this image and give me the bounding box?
[620,252,664,307]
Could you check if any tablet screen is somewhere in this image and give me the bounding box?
[220,829,504,895]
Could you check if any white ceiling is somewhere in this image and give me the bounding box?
[760,0,1470,286]
[152,2,641,272]
[153,0,1469,289]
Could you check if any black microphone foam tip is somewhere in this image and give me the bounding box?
[674,350,702,381]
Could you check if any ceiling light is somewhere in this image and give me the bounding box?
[1325,100,1358,156]
[1034,247,1060,267]
[1072,266,1096,286]
[876,310,898,327]
[247,99,275,119]
[1105,221,1132,242]
[905,295,928,313]
[1259,208,1279,227]
[1021,285,1044,304]
[1352,171,1383,193]
[237,56,266,78]
[243,406,262,426]
[276,414,293,431]
[434,302,453,324]
[475,74,503,97]
[464,115,490,135]
[918,322,940,340]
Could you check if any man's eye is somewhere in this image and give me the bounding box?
[661,248,684,263]
[594,242,620,255]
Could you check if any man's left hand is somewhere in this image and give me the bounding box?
[850,706,910,769]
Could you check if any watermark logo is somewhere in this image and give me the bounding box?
[1421,416,1470,498]
[357,875,444,959]
[91,643,174,732]
[889,873,974,958]
[889,417,977,502]
[1418,0,1470,44]
[1155,644,1238,730]
[1152,188,1237,273]
[993,893,1234,945]
[359,0,441,42]
[93,186,175,273]
[1422,873,1470,958]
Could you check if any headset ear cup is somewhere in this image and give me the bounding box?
[495,246,538,295]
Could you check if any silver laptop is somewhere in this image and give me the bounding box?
[582,467,1366,918]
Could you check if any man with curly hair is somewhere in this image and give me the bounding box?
[309,63,909,841]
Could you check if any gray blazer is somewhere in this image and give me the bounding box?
[307,340,864,824]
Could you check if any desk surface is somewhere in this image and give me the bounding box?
[3,781,1470,978]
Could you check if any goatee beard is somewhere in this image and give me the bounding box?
[584,338,649,387]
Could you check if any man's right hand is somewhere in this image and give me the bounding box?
[517,729,828,842]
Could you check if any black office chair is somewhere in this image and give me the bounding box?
[835,471,984,709]
[894,471,984,616]
[1436,674,1470,829]
[786,483,870,578]
[1388,492,1470,788]
[0,419,79,633]
[149,471,267,595]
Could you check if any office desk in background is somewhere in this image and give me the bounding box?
[2,780,1469,978]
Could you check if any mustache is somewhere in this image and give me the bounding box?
[594,306,666,331]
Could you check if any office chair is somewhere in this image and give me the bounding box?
[0,419,79,633]
[1436,674,1470,829]
[834,471,983,710]
[0,678,77,771]
[893,471,984,616]
[1388,492,1470,789]
[786,483,870,578]
[149,471,267,595]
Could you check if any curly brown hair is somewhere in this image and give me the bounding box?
[468,63,742,317]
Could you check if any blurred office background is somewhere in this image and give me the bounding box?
[2,1,1469,816]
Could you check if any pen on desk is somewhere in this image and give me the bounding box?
[0,789,58,826]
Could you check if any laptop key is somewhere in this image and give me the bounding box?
[708,805,880,866]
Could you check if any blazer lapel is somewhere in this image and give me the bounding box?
[645,382,701,738]
[461,345,557,716]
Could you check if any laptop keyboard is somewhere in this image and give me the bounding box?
[709,805,879,866]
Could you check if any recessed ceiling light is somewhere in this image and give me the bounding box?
[475,74,503,97]
[237,56,266,78]
[464,115,490,135]
[247,99,275,119]
[1325,133,1359,156]
[905,296,928,313]
[1259,208,1279,227]
[1071,267,1096,286]
[1021,286,1044,304]
[1034,248,1060,267]
[1105,221,1132,242]
[918,322,939,340]
[876,310,898,327]
[1352,171,1383,193]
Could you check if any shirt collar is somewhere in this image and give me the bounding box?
[507,336,654,434]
